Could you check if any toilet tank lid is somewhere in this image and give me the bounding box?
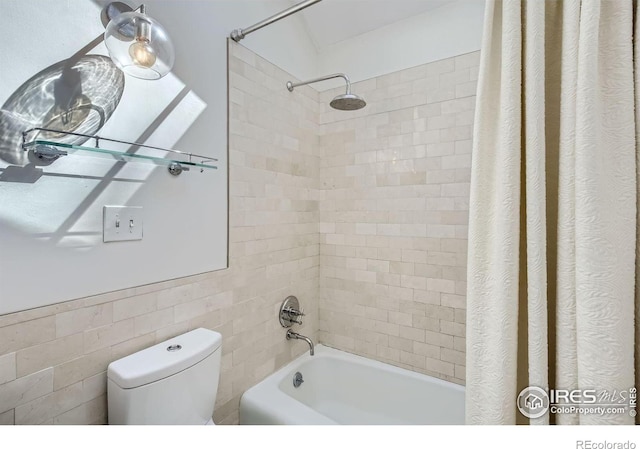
[107,328,222,389]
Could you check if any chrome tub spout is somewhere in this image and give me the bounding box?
[286,330,314,356]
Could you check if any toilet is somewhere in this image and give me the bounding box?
[107,327,222,425]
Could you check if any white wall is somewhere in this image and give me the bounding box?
[317,0,485,88]
[219,0,320,81]
[0,0,318,315]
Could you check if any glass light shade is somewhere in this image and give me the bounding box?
[104,11,174,80]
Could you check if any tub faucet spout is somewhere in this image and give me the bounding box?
[286,330,314,356]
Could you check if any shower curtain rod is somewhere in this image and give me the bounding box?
[230,0,322,42]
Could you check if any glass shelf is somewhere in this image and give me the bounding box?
[22,139,218,172]
[21,127,218,176]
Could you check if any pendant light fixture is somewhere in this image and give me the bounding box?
[102,2,175,80]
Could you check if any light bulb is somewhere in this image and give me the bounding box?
[129,40,157,69]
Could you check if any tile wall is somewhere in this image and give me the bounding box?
[317,51,480,385]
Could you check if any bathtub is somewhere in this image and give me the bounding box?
[239,345,465,425]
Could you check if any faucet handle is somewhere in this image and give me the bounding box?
[279,296,306,328]
[285,307,305,317]
[284,308,303,325]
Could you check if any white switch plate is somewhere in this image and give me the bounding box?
[103,206,143,243]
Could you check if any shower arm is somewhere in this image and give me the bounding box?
[286,73,352,94]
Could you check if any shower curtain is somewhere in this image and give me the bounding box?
[466,0,638,424]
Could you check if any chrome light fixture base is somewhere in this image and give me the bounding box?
[101,2,135,30]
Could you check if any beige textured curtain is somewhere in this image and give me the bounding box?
[466,0,638,425]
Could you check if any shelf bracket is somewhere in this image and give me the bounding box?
[33,145,68,161]
[168,162,190,176]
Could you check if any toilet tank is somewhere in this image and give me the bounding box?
[107,328,222,425]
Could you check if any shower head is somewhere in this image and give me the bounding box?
[330,93,366,111]
[286,73,366,111]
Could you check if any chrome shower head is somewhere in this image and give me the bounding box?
[286,73,366,111]
[330,93,366,111]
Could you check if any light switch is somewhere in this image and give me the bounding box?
[103,206,143,242]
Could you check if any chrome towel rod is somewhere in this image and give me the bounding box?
[230,0,322,42]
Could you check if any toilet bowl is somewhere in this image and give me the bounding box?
[107,328,222,425]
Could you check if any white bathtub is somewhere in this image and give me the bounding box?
[239,345,465,425]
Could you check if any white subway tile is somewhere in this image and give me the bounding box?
[14,381,84,425]
[112,292,157,322]
[0,317,56,357]
[53,348,111,391]
[0,409,14,425]
[16,334,83,378]
[0,368,53,414]
[426,357,455,376]
[84,319,135,354]
[0,353,16,385]
[55,304,112,338]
